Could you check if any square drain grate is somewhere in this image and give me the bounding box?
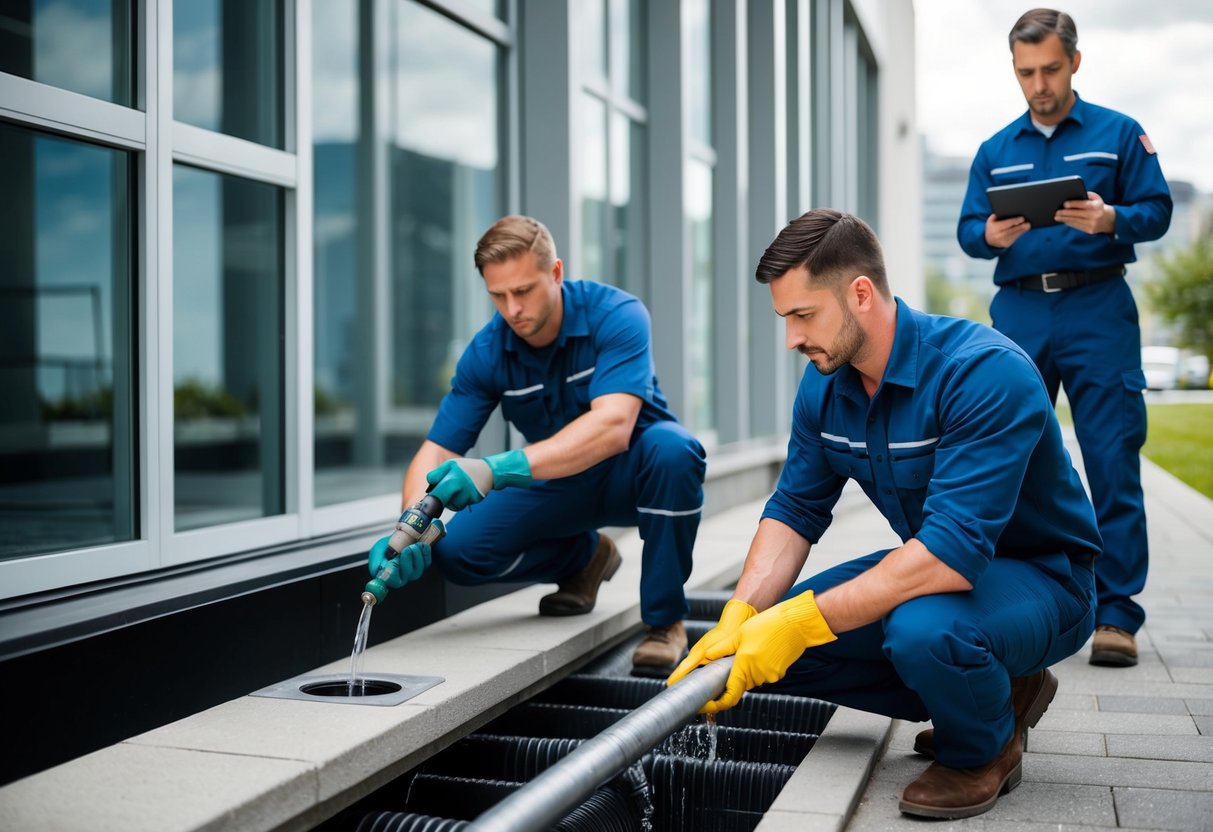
[250,673,444,706]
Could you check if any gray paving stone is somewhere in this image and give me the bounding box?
[1104,734,1213,763]
[1196,715,1213,735]
[1187,698,1213,715]
[1052,692,1097,710]
[979,782,1115,826]
[1025,730,1106,757]
[1173,667,1213,684]
[1096,695,1190,714]
[1027,755,1213,791]
[1035,709,1197,737]
[1113,786,1213,832]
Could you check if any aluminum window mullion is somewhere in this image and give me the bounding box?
[419,0,511,46]
[154,0,177,565]
[172,122,297,187]
[293,0,314,532]
[0,74,146,150]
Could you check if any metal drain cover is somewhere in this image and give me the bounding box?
[250,673,444,706]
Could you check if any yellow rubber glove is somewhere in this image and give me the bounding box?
[702,590,837,714]
[666,599,757,686]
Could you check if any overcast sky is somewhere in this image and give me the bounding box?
[914,0,1213,192]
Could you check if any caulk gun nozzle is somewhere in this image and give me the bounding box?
[360,591,378,606]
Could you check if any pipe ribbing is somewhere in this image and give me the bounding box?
[466,657,735,832]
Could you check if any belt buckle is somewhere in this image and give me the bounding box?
[1040,272,1063,293]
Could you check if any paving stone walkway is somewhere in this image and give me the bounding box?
[841,448,1213,831]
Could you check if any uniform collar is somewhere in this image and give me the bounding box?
[833,296,918,402]
[1015,90,1086,137]
[503,281,588,356]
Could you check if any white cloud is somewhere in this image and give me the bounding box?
[915,0,1213,192]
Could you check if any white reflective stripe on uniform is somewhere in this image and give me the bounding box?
[990,163,1034,175]
[503,383,544,396]
[566,366,596,382]
[637,505,703,517]
[821,431,867,449]
[889,437,939,449]
[495,551,527,577]
[1063,151,1118,162]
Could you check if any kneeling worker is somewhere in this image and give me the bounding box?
[669,209,1099,818]
[370,214,706,673]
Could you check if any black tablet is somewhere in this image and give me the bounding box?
[986,175,1088,228]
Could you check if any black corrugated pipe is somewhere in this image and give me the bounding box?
[464,657,735,832]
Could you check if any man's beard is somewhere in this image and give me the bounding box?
[799,305,865,375]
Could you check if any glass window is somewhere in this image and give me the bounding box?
[0,0,133,105]
[609,0,645,103]
[311,0,504,507]
[686,158,714,434]
[684,0,711,145]
[578,0,607,83]
[173,165,284,530]
[611,113,647,299]
[579,94,609,283]
[0,123,135,559]
[173,0,284,148]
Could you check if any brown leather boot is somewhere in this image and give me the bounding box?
[899,733,1022,818]
[538,533,623,616]
[913,668,1058,758]
[631,620,688,676]
[1090,624,1137,667]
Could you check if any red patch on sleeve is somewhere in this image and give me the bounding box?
[1139,134,1156,155]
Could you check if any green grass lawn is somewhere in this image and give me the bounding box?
[1142,403,1213,499]
[1056,401,1212,499]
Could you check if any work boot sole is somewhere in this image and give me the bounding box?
[898,761,1022,819]
[1090,648,1137,667]
[537,546,623,616]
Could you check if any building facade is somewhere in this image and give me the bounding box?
[0,0,919,783]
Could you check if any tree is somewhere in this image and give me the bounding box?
[1147,230,1213,354]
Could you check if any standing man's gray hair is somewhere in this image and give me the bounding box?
[1009,8,1078,57]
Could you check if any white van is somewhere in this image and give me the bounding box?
[1141,346,1180,390]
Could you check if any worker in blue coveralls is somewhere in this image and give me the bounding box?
[367,214,706,674]
[958,8,1172,667]
[668,209,1100,819]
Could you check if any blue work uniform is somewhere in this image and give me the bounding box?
[762,300,1100,769]
[958,93,1172,635]
[426,279,706,627]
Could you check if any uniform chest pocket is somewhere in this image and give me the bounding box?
[823,447,873,483]
[890,451,935,490]
[565,367,595,411]
[1066,155,1117,199]
[501,386,552,433]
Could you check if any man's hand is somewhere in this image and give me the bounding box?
[984,213,1030,249]
[368,523,444,588]
[701,591,837,714]
[1055,191,1116,235]
[425,449,532,511]
[667,599,757,686]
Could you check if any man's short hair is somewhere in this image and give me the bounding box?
[474,215,558,275]
[755,209,891,299]
[1009,8,1078,57]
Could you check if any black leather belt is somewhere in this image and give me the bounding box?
[1014,265,1126,292]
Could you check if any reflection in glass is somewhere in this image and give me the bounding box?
[579,95,608,283]
[579,0,607,83]
[173,0,284,148]
[0,0,132,105]
[610,0,646,104]
[391,1,502,413]
[686,159,714,434]
[0,123,134,559]
[173,166,284,530]
[684,0,711,146]
[611,113,648,300]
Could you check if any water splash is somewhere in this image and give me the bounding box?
[347,601,374,695]
[704,712,718,763]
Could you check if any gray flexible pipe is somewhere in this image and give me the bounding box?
[466,656,735,832]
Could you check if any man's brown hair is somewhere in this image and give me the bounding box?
[474,215,558,275]
[1009,8,1078,57]
[755,209,891,299]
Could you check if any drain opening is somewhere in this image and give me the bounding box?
[302,680,403,698]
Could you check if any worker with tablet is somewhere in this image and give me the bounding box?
[957,9,1172,669]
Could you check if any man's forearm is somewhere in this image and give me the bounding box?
[814,538,972,633]
[522,393,641,480]
[731,518,814,611]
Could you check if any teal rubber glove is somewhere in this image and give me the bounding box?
[367,520,443,588]
[426,450,532,511]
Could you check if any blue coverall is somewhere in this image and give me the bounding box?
[763,301,1100,769]
[958,93,1172,635]
[426,279,706,627]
